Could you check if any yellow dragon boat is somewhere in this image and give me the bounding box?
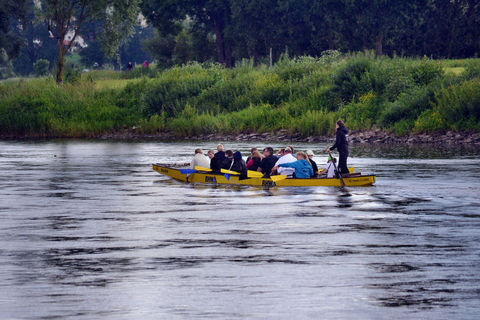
[152,164,376,187]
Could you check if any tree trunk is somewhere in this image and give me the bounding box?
[56,41,64,83]
[362,35,368,52]
[327,28,334,50]
[375,33,383,56]
[212,17,225,66]
[224,37,233,68]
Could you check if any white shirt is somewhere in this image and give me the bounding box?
[190,153,210,169]
[325,162,335,178]
[274,153,296,176]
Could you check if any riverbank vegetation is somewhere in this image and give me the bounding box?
[1,53,480,138]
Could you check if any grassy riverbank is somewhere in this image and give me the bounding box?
[1,52,480,138]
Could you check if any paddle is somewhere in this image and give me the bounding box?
[195,166,265,179]
[328,151,346,188]
[194,166,212,172]
[270,175,287,182]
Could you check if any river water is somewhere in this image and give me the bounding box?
[0,140,479,319]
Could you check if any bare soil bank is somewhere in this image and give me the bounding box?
[3,129,480,146]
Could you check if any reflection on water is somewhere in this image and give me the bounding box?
[0,140,479,319]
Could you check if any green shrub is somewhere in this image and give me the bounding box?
[33,59,50,76]
[64,65,81,83]
[137,113,166,133]
[291,109,337,136]
[123,65,158,79]
[413,110,444,133]
[433,79,480,130]
[340,92,382,130]
[409,58,444,86]
[331,54,373,106]
[393,119,415,136]
[379,84,436,127]
[143,64,219,117]
[464,60,480,80]
[1,55,480,138]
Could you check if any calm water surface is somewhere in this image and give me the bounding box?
[0,140,479,319]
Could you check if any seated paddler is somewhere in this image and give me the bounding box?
[230,151,247,179]
[190,148,210,169]
[210,144,225,172]
[272,152,313,178]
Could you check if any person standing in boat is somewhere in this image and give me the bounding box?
[326,120,350,175]
[190,149,210,169]
[210,144,225,172]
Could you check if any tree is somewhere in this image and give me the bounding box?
[0,0,29,64]
[142,0,235,67]
[33,58,50,76]
[42,0,140,83]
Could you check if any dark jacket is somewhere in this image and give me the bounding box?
[331,126,349,154]
[221,155,233,170]
[310,159,318,177]
[231,151,247,178]
[246,156,262,171]
[259,155,278,177]
[210,151,225,172]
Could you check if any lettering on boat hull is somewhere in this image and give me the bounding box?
[205,176,217,183]
[262,180,276,187]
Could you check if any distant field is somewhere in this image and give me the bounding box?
[93,79,141,90]
[445,67,466,75]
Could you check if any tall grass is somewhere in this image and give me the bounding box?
[1,54,479,138]
[0,79,142,137]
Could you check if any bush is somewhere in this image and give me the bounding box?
[33,59,50,76]
[464,60,480,80]
[340,92,382,130]
[291,109,337,136]
[379,84,436,127]
[413,110,444,133]
[409,58,444,86]
[123,65,158,79]
[331,54,374,106]
[2,55,480,138]
[143,64,219,117]
[393,119,415,136]
[433,79,480,130]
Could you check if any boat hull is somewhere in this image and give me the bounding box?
[152,164,376,187]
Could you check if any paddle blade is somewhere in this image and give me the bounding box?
[247,170,263,178]
[221,168,240,175]
[270,175,287,182]
[195,166,212,172]
[224,173,231,180]
[179,169,197,174]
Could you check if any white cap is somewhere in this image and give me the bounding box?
[306,150,314,156]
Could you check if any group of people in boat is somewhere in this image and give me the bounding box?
[189,120,350,179]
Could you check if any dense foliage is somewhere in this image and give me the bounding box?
[141,0,480,68]
[1,54,479,138]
